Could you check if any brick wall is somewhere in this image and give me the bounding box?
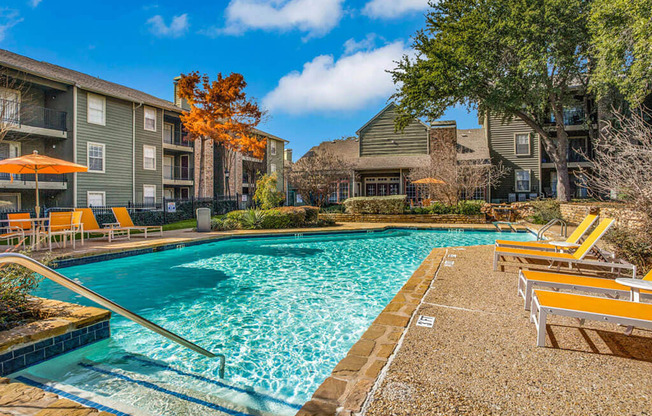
[560,203,646,229]
[321,213,487,224]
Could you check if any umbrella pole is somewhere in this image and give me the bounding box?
[35,172,40,218]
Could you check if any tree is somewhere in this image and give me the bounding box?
[589,0,652,108]
[253,173,284,209]
[582,109,652,268]
[176,72,265,198]
[288,148,352,207]
[392,0,592,201]
[408,137,508,205]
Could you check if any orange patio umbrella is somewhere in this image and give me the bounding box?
[0,150,88,217]
[412,177,446,185]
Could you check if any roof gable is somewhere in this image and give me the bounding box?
[356,102,429,135]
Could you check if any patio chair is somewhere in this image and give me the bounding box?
[75,208,130,243]
[530,289,652,347]
[493,218,635,277]
[495,214,598,251]
[111,207,163,238]
[6,213,31,249]
[47,211,75,250]
[517,269,652,310]
[0,224,25,251]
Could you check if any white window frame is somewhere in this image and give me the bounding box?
[144,106,157,132]
[514,132,531,156]
[163,122,174,143]
[87,93,106,126]
[270,140,277,156]
[87,191,106,207]
[515,169,531,192]
[87,142,105,173]
[0,193,21,210]
[143,184,156,205]
[143,145,157,170]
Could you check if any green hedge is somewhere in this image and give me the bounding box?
[343,195,407,215]
[408,200,485,216]
[217,206,324,230]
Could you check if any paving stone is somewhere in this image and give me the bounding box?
[342,379,375,412]
[376,343,397,359]
[312,377,347,402]
[360,325,386,341]
[332,355,368,376]
[296,399,338,416]
[364,359,387,379]
[347,339,375,357]
[374,313,410,328]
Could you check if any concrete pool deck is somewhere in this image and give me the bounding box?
[362,245,652,416]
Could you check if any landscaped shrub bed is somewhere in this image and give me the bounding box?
[408,200,485,216]
[528,199,562,224]
[212,206,328,230]
[343,195,407,215]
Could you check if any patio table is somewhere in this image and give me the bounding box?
[0,217,49,250]
[615,278,652,302]
[548,241,580,253]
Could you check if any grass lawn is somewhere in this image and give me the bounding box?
[162,219,197,231]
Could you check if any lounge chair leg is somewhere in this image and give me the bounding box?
[537,309,548,347]
[624,326,634,336]
[493,252,498,271]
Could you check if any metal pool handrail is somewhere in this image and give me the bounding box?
[0,253,226,378]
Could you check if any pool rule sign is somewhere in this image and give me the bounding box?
[416,315,435,328]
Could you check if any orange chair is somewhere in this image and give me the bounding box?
[75,208,130,242]
[111,207,162,238]
[47,211,74,250]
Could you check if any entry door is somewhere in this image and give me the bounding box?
[164,156,174,180]
[164,188,174,199]
[180,155,189,180]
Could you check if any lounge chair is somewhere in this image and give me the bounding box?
[47,211,75,250]
[496,214,598,251]
[518,269,652,310]
[111,207,163,238]
[530,289,652,347]
[75,208,130,243]
[494,218,635,277]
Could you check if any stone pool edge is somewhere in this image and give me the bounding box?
[296,247,448,416]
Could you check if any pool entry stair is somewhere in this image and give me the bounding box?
[12,348,301,416]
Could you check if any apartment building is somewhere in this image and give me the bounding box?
[0,49,193,211]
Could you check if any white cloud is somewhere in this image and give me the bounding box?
[362,0,429,19]
[263,41,409,114]
[0,9,23,42]
[29,0,43,7]
[343,33,379,55]
[223,0,344,38]
[146,13,189,38]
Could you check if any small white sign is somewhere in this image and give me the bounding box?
[241,194,248,202]
[444,260,455,267]
[166,202,176,213]
[448,254,457,258]
[416,315,435,328]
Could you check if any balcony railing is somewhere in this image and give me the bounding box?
[541,147,593,164]
[0,172,68,183]
[163,129,193,148]
[164,166,194,181]
[1,99,68,132]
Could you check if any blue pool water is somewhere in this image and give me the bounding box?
[25,229,534,415]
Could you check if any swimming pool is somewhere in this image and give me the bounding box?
[17,229,534,415]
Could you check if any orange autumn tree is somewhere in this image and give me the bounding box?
[177,71,265,197]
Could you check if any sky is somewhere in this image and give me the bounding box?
[0,0,480,157]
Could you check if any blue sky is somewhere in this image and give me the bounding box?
[0,0,479,157]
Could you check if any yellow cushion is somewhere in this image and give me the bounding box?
[534,290,652,321]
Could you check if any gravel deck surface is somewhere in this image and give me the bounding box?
[364,245,652,416]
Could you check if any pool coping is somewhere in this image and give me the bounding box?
[51,224,531,269]
[295,247,449,416]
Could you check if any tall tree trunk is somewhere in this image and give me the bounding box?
[552,105,572,202]
[198,137,205,198]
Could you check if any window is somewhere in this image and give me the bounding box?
[270,140,277,156]
[0,193,20,210]
[515,169,531,192]
[0,88,20,124]
[514,133,530,155]
[270,163,277,173]
[164,156,174,179]
[87,191,105,207]
[143,185,156,205]
[87,93,105,125]
[180,187,190,199]
[339,181,349,201]
[143,145,156,170]
[87,142,105,172]
[144,107,157,131]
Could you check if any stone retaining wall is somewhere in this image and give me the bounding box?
[0,298,111,376]
[560,203,645,229]
[297,248,447,416]
[320,213,487,224]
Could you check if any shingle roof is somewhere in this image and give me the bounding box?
[456,128,489,161]
[0,48,181,112]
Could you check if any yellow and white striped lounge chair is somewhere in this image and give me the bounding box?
[496,214,598,251]
[530,289,652,347]
[111,207,163,238]
[493,218,635,277]
[518,269,652,310]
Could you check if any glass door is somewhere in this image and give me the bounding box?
[164,156,174,180]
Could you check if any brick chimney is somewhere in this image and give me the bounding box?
[429,120,457,158]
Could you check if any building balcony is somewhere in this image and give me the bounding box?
[163,166,194,186]
[163,130,194,152]
[0,172,67,190]
[2,99,68,139]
